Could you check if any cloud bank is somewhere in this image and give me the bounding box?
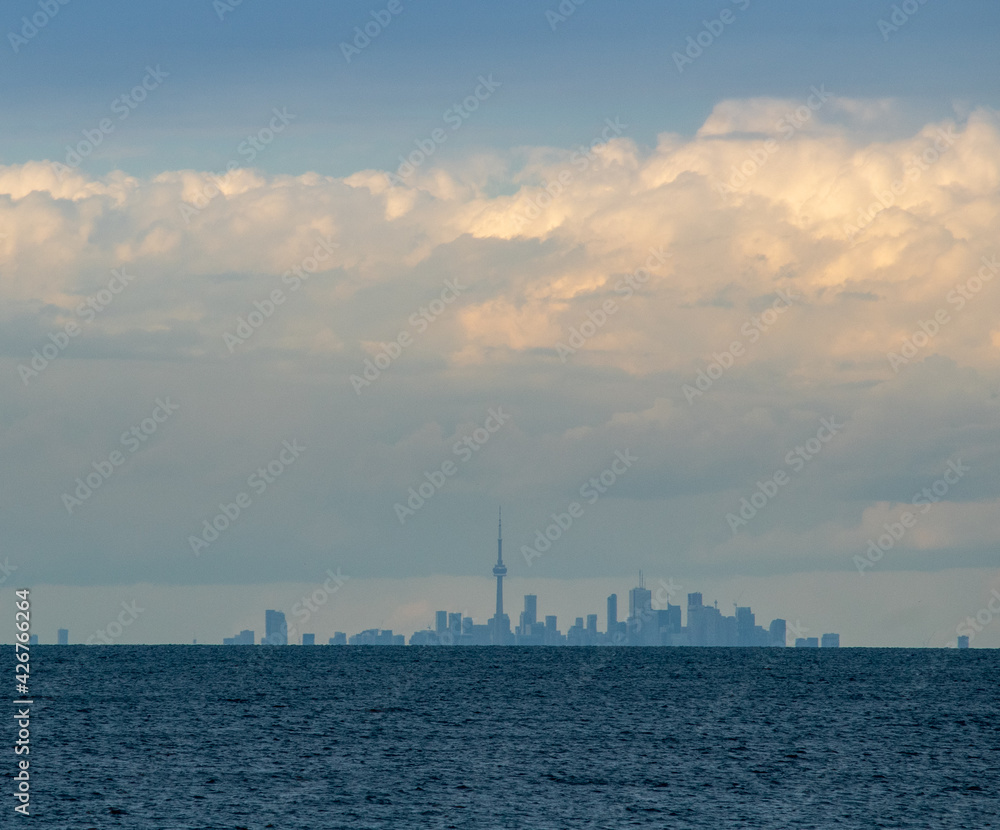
[3,97,1000,592]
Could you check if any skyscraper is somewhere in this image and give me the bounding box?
[687,593,706,646]
[628,573,655,645]
[57,628,69,645]
[523,595,537,627]
[736,607,755,647]
[490,508,510,644]
[264,610,288,645]
[607,594,617,633]
[769,618,787,647]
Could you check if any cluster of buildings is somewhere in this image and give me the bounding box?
[222,514,843,648]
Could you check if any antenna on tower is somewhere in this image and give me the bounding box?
[639,570,644,589]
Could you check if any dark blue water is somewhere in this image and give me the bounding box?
[7,646,999,828]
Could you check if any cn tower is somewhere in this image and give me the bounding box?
[491,507,509,644]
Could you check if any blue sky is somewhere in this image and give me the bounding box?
[3,0,998,177]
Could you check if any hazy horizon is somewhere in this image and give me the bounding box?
[4,0,1000,649]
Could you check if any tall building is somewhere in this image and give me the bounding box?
[607,594,617,633]
[687,593,706,646]
[820,633,840,648]
[628,573,655,645]
[769,619,786,647]
[543,615,562,645]
[736,607,755,647]
[629,573,652,620]
[490,508,510,644]
[517,594,543,644]
[264,610,288,645]
[522,595,537,628]
[57,628,69,645]
[435,610,447,634]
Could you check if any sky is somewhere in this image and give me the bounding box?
[3,0,1000,646]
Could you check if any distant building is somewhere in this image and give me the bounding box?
[795,637,819,648]
[607,594,617,633]
[769,619,786,647]
[516,595,544,645]
[28,634,38,645]
[58,628,69,645]
[628,573,655,645]
[349,629,404,645]
[409,629,438,645]
[223,629,254,645]
[490,510,511,644]
[435,610,447,634]
[329,633,347,645]
[820,633,840,648]
[264,610,288,645]
[302,633,315,646]
[687,593,706,646]
[543,615,563,645]
[957,635,970,649]
[736,607,755,647]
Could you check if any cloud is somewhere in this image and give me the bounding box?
[3,99,1000,589]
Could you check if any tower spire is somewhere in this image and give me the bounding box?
[491,506,508,644]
